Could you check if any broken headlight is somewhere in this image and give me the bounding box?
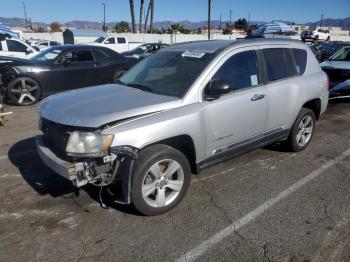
[66,132,114,157]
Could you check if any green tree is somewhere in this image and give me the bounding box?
[115,21,131,33]
[234,18,248,32]
[223,27,231,35]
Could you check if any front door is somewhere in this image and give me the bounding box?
[203,49,268,159]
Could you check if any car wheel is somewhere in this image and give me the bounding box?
[287,108,316,152]
[113,70,127,83]
[7,77,41,106]
[132,144,191,216]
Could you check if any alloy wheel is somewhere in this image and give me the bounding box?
[141,159,184,208]
[296,115,313,147]
[10,79,39,105]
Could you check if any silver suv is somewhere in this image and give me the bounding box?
[36,39,329,215]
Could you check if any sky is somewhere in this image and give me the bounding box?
[1,0,350,24]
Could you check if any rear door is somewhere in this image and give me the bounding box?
[203,48,268,158]
[260,47,301,130]
[4,39,32,58]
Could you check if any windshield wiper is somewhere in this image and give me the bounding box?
[125,82,154,93]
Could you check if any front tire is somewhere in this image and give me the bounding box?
[132,145,191,216]
[287,108,316,152]
[7,77,41,106]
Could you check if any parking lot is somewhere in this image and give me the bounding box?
[0,101,350,262]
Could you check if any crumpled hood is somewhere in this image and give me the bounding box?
[320,60,350,70]
[39,84,181,128]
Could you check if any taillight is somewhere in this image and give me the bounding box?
[326,74,330,90]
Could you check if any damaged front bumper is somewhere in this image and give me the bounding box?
[36,135,138,204]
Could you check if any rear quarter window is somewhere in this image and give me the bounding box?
[291,49,307,75]
[262,48,295,82]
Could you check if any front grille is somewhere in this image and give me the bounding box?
[41,118,71,159]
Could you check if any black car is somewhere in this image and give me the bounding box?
[320,46,350,99]
[122,43,168,60]
[0,45,137,105]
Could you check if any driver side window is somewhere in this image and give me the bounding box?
[213,50,260,91]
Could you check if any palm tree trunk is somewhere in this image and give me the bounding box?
[150,0,154,33]
[144,0,152,32]
[129,0,136,33]
[208,0,211,40]
[139,0,144,33]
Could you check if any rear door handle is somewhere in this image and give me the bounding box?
[251,94,265,101]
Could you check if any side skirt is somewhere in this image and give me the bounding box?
[196,129,290,173]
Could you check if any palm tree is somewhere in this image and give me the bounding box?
[170,23,184,33]
[129,0,136,33]
[150,0,154,33]
[139,0,144,33]
[208,0,211,40]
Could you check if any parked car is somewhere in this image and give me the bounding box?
[36,39,329,215]
[0,36,39,59]
[33,40,61,51]
[84,36,143,53]
[317,41,350,62]
[122,43,169,59]
[301,29,330,42]
[321,46,350,99]
[0,45,137,105]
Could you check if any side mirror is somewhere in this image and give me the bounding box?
[25,48,33,55]
[204,79,232,101]
[60,58,70,66]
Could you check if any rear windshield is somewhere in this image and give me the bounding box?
[119,50,214,98]
[329,47,350,62]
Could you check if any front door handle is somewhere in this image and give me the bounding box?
[251,94,266,101]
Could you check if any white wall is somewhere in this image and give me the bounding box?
[22,32,350,44]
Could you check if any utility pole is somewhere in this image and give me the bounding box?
[208,0,211,40]
[102,3,106,32]
[229,10,232,26]
[219,14,222,29]
[320,14,324,28]
[22,1,28,30]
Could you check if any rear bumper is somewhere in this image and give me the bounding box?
[36,135,77,182]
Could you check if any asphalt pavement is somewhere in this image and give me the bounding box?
[0,101,349,262]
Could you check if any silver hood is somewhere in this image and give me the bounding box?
[39,84,181,128]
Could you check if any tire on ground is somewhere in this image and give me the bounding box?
[131,144,191,216]
[287,108,316,152]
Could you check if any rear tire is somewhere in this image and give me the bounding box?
[132,144,191,216]
[287,108,316,152]
[7,77,41,106]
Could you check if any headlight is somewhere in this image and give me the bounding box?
[66,132,114,156]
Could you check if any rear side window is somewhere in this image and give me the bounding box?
[213,50,260,90]
[117,37,126,44]
[291,49,307,75]
[59,50,94,63]
[92,50,109,60]
[263,48,294,82]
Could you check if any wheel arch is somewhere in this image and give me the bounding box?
[302,98,321,120]
[142,134,198,174]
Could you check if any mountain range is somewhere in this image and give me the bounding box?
[1,16,350,31]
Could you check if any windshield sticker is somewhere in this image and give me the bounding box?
[182,51,206,58]
[250,74,258,86]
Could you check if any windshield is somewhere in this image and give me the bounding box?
[95,37,105,43]
[31,48,63,62]
[131,44,152,54]
[118,50,214,98]
[329,47,350,62]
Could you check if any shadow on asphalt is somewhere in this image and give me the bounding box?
[8,137,140,216]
